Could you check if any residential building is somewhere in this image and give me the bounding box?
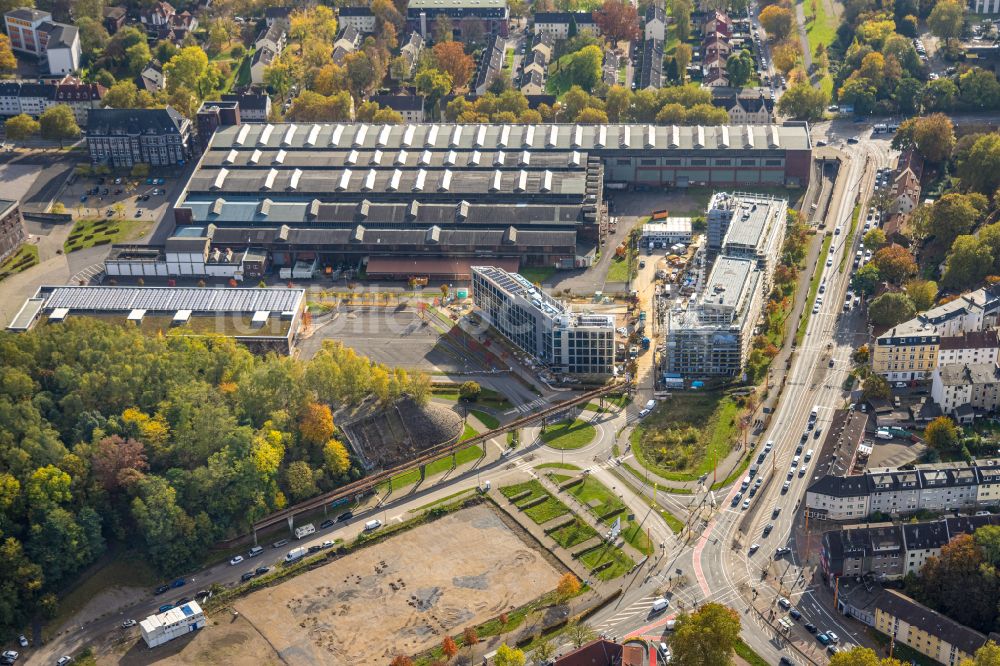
[264,6,292,26]
[703,66,730,87]
[936,331,1000,367]
[520,70,545,95]
[641,218,692,247]
[663,256,763,377]
[472,266,616,375]
[140,601,207,648]
[0,200,26,265]
[339,6,376,33]
[54,81,106,125]
[710,88,772,123]
[890,168,921,214]
[16,82,55,116]
[645,3,666,42]
[370,95,424,123]
[139,60,166,93]
[399,32,425,77]
[334,26,362,54]
[523,49,548,78]
[639,38,663,90]
[3,8,80,76]
[874,590,985,665]
[86,107,191,168]
[221,92,271,122]
[873,285,1000,380]
[408,0,510,41]
[250,47,276,86]
[807,460,1000,521]
[102,6,126,35]
[931,363,1000,422]
[902,520,951,575]
[706,192,787,288]
[555,639,643,666]
[474,34,506,96]
[820,524,905,581]
[702,32,732,69]
[140,1,174,27]
[703,10,732,36]
[533,12,600,39]
[256,22,287,55]
[532,31,554,61]
[8,286,304,355]
[814,409,871,479]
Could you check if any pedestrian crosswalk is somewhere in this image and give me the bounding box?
[505,396,548,415]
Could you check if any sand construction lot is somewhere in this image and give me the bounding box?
[193,504,563,665]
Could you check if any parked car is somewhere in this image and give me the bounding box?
[122,619,137,628]
[789,608,802,620]
[336,511,353,523]
[817,633,832,646]
[255,566,270,575]
[158,604,174,613]
[827,631,840,643]
[16,637,26,649]
[56,657,72,666]
[0,652,16,665]
[320,519,335,529]
[240,572,255,582]
[804,622,818,633]
[749,543,760,554]
[170,579,186,588]
[777,597,791,609]
[272,539,289,548]
[229,555,244,566]
[154,584,170,595]
[763,523,773,536]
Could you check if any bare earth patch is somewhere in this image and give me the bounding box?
[235,504,562,665]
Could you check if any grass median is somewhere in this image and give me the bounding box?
[796,232,834,345]
[540,419,597,450]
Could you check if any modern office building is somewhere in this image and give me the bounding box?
[86,107,191,168]
[7,286,305,354]
[140,601,207,648]
[705,191,787,288]
[472,265,615,376]
[3,8,81,76]
[663,256,763,378]
[640,218,692,247]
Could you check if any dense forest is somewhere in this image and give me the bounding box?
[0,319,429,633]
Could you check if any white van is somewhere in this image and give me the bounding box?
[875,429,893,440]
[364,519,382,531]
[651,598,669,613]
[294,523,316,539]
[285,547,306,563]
[248,545,264,558]
[740,475,751,490]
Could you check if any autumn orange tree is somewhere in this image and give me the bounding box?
[299,403,335,446]
[432,41,475,90]
[873,245,917,283]
[390,656,414,666]
[442,635,459,660]
[463,626,479,659]
[556,572,581,600]
[759,5,794,40]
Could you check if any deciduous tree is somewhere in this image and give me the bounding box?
[759,5,794,40]
[926,416,960,451]
[592,0,640,45]
[904,279,938,312]
[958,133,1000,194]
[861,373,892,401]
[873,245,917,283]
[669,603,741,665]
[928,0,965,50]
[432,42,475,90]
[299,403,335,446]
[566,621,596,648]
[726,50,754,87]
[778,82,828,119]
[38,105,79,146]
[4,114,39,141]
[868,292,916,327]
[556,572,581,599]
[942,235,994,290]
[494,644,526,666]
[441,636,459,659]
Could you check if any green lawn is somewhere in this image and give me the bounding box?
[0,243,38,282]
[64,217,148,253]
[540,419,597,450]
[796,232,833,345]
[735,639,769,666]
[579,543,635,580]
[470,409,500,429]
[549,517,599,548]
[233,51,253,89]
[385,445,483,491]
[631,391,741,481]
[431,386,512,410]
[460,423,479,442]
[500,480,571,524]
[839,204,861,273]
[558,475,654,555]
[585,394,630,412]
[535,462,581,471]
[518,266,556,285]
[607,257,631,282]
[805,0,838,54]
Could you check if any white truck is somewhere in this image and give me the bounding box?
[284,547,307,563]
[294,523,315,539]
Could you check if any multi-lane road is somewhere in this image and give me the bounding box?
[35,127,897,665]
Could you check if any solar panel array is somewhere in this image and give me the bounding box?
[43,286,304,314]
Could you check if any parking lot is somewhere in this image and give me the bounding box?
[58,174,173,224]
